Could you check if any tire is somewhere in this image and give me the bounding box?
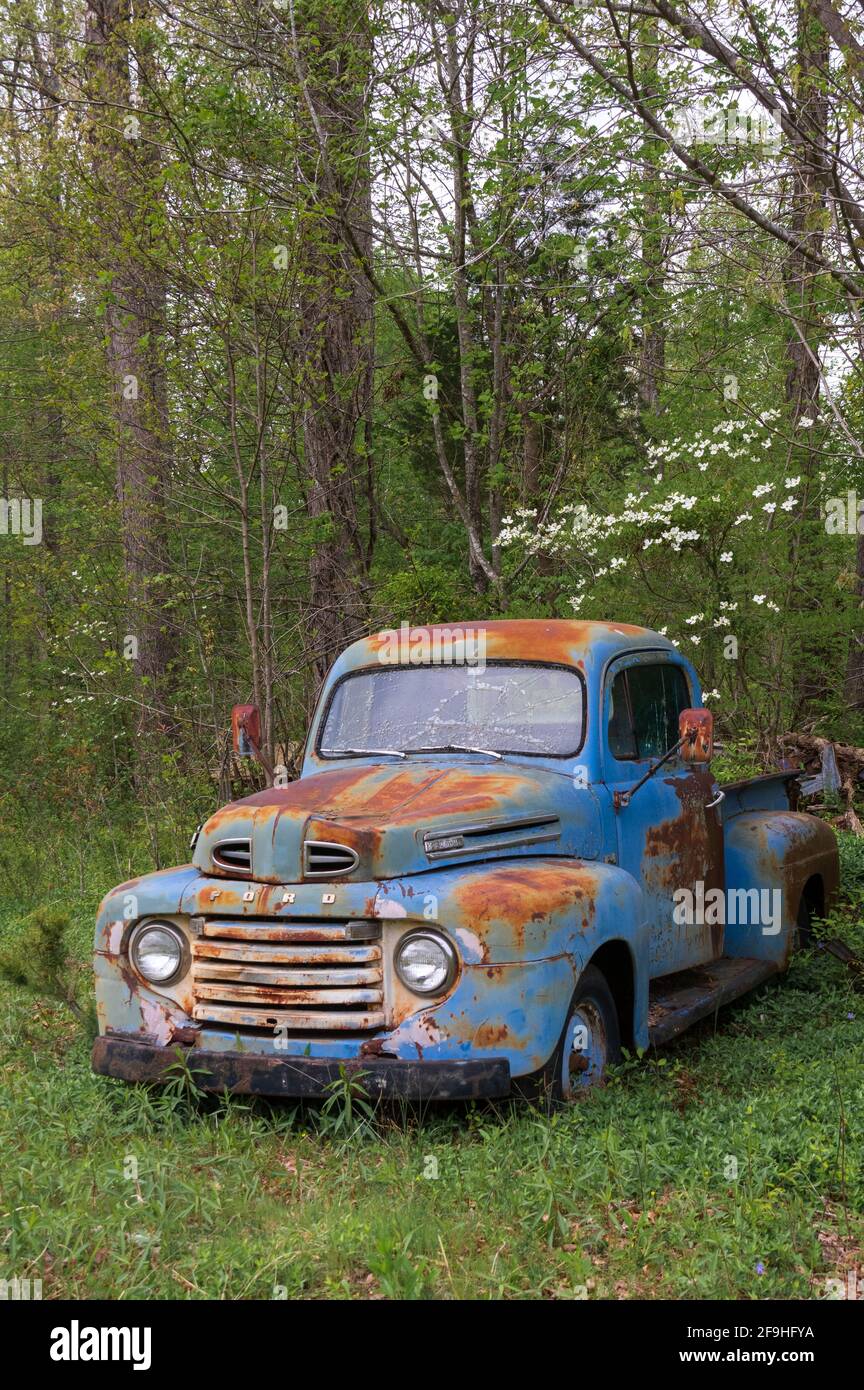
[544,964,621,1102]
[795,894,814,951]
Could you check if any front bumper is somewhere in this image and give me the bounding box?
[92,1034,511,1100]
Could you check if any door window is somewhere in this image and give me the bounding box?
[607,663,690,761]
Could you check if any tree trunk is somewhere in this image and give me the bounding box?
[637,15,666,414]
[293,0,374,688]
[85,0,176,743]
[847,532,864,711]
[783,1,830,718]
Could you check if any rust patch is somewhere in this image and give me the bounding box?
[366,618,649,667]
[359,1036,396,1058]
[384,770,542,823]
[286,767,553,830]
[644,770,725,956]
[226,765,442,817]
[304,816,383,869]
[474,1023,509,1047]
[452,863,598,948]
[170,1024,200,1046]
[193,982,381,1006]
[190,885,245,910]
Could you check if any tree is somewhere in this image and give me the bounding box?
[84,0,177,745]
[287,0,375,683]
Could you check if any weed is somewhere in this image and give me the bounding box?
[317,1066,377,1139]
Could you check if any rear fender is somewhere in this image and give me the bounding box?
[723,812,839,966]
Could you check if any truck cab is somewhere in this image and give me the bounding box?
[92,620,839,1101]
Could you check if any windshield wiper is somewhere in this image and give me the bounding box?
[406,743,503,760]
[325,747,407,759]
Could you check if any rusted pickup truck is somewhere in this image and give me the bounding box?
[92,620,838,1102]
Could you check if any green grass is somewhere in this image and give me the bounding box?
[0,806,862,1300]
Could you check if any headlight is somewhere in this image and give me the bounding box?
[394,931,456,995]
[129,922,187,985]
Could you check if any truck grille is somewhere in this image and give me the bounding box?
[192,918,385,1032]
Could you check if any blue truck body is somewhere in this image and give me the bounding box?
[92,620,839,1100]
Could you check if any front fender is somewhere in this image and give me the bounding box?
[376,857,649,1074]
[93,865,201,1044]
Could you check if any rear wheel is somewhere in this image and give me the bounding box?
[795,894,814,951]
[546,965,621,1101]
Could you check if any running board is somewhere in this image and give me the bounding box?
[648,957,779,1047]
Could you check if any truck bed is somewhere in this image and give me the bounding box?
[720,771,799,819]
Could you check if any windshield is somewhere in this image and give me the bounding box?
[319,663,585,757]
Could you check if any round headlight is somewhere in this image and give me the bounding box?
[395,931,456,995]
[130,923,186,984]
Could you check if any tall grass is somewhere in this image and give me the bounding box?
[0,800,861,1299]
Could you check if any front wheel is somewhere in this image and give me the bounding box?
[545,965,621,1102]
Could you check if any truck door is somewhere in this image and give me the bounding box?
[602,652,725,977]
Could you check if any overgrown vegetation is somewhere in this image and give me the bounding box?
[0,812,861,1300]
[1,0,864,1303]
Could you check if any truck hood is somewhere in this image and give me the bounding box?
[191,761,602,883]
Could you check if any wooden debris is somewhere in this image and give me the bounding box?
[776,732,864,835]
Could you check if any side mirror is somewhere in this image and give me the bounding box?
[232,703,261,758]
[679,707,714,763]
